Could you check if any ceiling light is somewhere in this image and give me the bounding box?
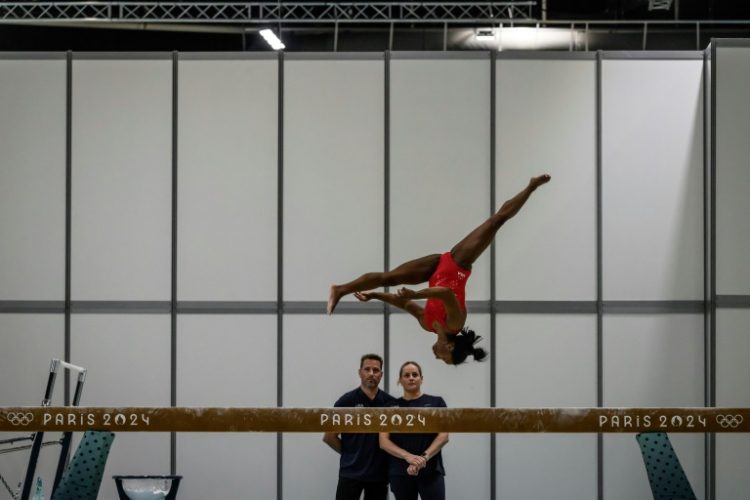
[476,28,495,41]
[260,29,285,50]
[648,0,673,10]
[499,27,573,50]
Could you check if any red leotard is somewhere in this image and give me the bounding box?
[422,252,471,333]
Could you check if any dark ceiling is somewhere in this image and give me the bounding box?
[549,0,750,19]
[0,0,749,52]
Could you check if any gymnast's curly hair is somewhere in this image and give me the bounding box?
[450,327,488,365]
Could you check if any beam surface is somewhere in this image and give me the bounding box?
[1,407,747,433]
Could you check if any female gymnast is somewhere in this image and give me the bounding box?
[327,174,551,365]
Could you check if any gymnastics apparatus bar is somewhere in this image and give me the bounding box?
[1,407,747,433]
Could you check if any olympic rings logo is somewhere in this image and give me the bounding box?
[715,414,744,429]
[5,412,34,426]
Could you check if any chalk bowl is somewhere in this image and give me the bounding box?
[113,475,182,500]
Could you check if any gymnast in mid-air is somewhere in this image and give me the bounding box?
[328,174,551,365]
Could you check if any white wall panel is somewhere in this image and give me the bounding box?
[603,315,703,406]
[70,314,171,499]
[178,59,278,301]
[714,45,750,499]
[715,46,750,294]
[70,314,170,403]
[0,315,64,499]
[716,434,750,499]
[0,51,736,500]
[602,59,704,300]
[0,315,65,405]
[496,314,597,406]
[439,434,490,500]
[177,434,276,500]
[715,309,750,496]
[496,59,597,300]
[282,315,384,500]
[285,59,384,301]
[390,313,491,500]
[716,310,750,406]
[602,314,704,500]
[390,58,491,301]
[495,314,597,499]
[176,315,276,406]
[0,59,66,300]
[71,59,172,300]
[497,435,597,500]
[176,315,276,499]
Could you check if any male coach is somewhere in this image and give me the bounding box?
[323,353,397,500]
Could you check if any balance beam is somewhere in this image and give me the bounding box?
[1,407,747,433]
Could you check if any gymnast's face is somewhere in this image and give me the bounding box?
[432,340,454,364]
[359,359,383,390]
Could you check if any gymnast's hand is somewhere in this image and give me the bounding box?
[396,287,418,299]
[354,291,374,302]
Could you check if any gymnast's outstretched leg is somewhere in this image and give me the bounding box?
[328,254,441,314]
[450,174,550,269]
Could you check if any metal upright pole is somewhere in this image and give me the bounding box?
[20,360,59,500]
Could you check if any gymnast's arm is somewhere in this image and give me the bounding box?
[397,287,462,326]
[322,432,342,454]
[354,292,425,326]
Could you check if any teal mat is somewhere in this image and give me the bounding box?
[51,431,115,500]
[635,432,697,500]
